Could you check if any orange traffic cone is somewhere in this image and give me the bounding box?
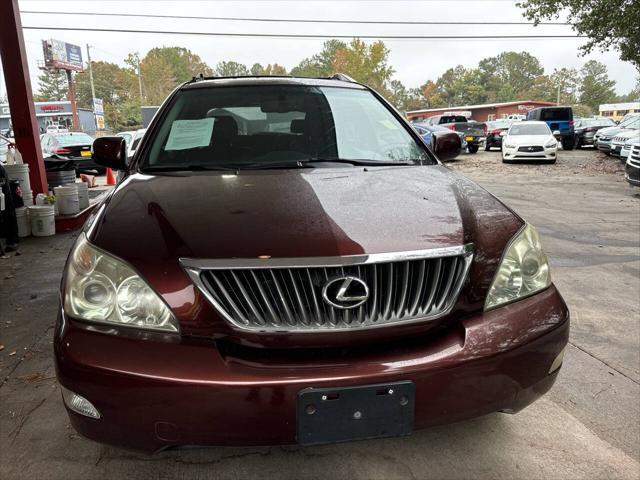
[106,168,116,186]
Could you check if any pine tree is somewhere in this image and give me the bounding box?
[34,69,68,101]
[579,61,617,112]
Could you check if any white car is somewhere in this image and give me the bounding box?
[612,129,640,160]
[501,121,558,163]
[116,128,146,159]
[45,124,69,134]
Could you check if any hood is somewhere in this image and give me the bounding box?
[597,126,624,137]
[506,134,553,146]
[87,166,523,339]
[615,129,640,140]
[90,166,520,260]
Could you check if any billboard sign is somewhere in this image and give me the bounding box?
[93,98,104,115]
[95,115,105,130]
[42,39,84,71]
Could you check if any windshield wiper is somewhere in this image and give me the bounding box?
[141,164,238,173]
[238,158,414,170]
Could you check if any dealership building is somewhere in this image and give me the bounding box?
[406,100,557,123]
[0,100,97,134]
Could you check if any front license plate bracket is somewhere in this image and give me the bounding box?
[297,381,415,446]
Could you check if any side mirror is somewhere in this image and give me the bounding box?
[552,130,561,137]
[499,131,508,137]
[433,131,462,161]
[92,137,127,170]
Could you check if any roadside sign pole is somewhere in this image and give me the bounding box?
[0,0,48,195]
[65,69,79,130]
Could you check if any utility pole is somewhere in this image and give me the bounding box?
[86,44,97,131]
[86,44,96,102]
[65,69,79,130]
[136,53,144,104]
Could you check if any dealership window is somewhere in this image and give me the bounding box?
[487,114,496,121]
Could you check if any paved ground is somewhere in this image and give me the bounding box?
[1,148,639,479]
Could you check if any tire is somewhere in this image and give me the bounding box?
[485,143,491,151]
[561,138,575,150]
[468,144,479,154]
[575,137,582,149]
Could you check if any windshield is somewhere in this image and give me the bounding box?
[141,86,430,170]
[55,133,94,145]
[540,108,572,121]
[621,116,640,127]
[578,118,615,127]
[509,123,551,135]
[487,120,511,129]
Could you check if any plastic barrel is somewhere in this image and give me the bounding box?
[16,206,31,237]
[4,163,31,192]
[46,169,76,189]
[76,182,90,210]
[28,205,55,237]
[54,185,80,215]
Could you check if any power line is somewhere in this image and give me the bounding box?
[20,10,570,26]
[21,26,584,40]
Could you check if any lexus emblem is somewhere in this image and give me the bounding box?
[322,276,369,309]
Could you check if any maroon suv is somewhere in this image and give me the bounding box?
[55,75,569,452]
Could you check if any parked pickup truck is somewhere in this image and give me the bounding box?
[423,114,486,153]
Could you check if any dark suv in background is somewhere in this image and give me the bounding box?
[424,114,486,153]
[55,75,569,452]
[526,107,575,150]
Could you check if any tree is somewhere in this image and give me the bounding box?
[215,61,249,77]
[34,69,68,101]
[290,40,347,77]
[478,51,544,101]
[517,0,640,70]
[74,61,141,132]
[330,39,393,92]
[143,47,213,82]
[522,68,579,103]
[579,60,617,111]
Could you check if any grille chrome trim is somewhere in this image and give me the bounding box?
[180,244,473,333]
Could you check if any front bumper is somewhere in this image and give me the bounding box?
[610,144,623,157]
[597,140,612,152]
[502,147,557,161]
[626,163,640,186]
[55,286,569,452]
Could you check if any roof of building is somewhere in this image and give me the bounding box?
[407,100,557,115]
[599,102,640,110]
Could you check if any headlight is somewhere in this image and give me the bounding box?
[545,140,558,148]
[485,224,551,310]
[63,233,179,333]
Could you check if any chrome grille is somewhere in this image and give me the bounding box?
[181,246,473,332]
[517,145,543,152]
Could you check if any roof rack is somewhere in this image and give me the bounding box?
[330,73,356,83]
[185,73,359,84]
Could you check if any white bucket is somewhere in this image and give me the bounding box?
[4,163,31,192]
[76,182,90,210]
[28,205,55,237]
[54,185,79,215]
[22,189,34,207]
[16,206,31,237]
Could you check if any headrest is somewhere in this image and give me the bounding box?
[290,119,305,134]
[212,116,238,139]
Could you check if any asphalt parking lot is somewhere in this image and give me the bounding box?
[1,148,638,480]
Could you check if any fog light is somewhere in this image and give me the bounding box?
[60,385,101,419]
[548,347,565,374]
